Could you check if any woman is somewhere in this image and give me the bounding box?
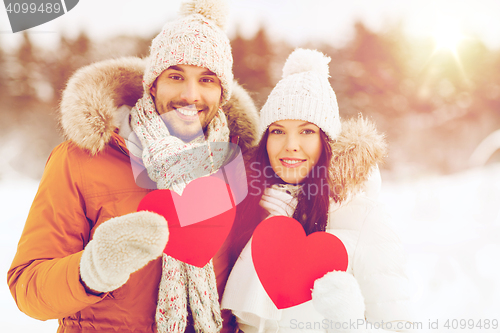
[221,49,413,332]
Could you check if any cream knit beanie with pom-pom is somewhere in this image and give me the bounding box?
[259,48,341,140]
[144,0,233,105]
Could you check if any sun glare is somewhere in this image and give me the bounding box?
[433,17,463,52]
[427,15,468,84]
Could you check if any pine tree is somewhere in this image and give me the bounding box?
[231,25,273,107]
[72,31,90,56]
[44,31,93,103]
[45,35,73,102]
[13,31,37,101]
[0,37,6,96]
[231,27,246,84]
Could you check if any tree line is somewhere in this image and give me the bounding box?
[1,23,499,179]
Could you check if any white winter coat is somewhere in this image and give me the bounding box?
[221,117,413,332]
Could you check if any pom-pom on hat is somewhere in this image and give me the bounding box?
[144,0,233,105]
[259,48,341,140]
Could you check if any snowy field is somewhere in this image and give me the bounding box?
[380,164,500,331]
[0,176,60,332]
[1,164,499,332]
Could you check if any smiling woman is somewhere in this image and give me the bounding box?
[222,49,413,333]
[266,120,323,184]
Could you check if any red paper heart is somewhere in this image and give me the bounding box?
[137,176,236,267]
[251,216,348,309]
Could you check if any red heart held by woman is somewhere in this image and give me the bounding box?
[251,216,348,309]
[137,176,236,267]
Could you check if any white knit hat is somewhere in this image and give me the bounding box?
[259,49,341,140]
[144,0,233,105]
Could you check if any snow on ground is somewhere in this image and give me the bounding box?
[0,175,59,332]
[379,164,500,330]
[1,164,499,332]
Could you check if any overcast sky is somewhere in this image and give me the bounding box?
[1,0,500,50]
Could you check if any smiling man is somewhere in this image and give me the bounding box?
[152,64,223,141]
[7,0,258,332]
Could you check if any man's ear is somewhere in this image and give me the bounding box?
[150,81,157,97]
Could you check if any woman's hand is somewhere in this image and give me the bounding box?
[312,271,365,332]
[259,187,298,217]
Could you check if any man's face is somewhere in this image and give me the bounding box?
[151,64,222,142]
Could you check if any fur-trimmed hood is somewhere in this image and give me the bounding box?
[59,57,259,155]
[59,57,386,203]
[329,115,387,202]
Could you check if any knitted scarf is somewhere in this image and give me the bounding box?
[130,96,229,333]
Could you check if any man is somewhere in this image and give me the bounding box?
[7,0,258,332]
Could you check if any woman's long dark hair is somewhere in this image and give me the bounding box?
[226,128,333,265]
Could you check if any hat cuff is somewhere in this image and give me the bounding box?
[260,94,341,140]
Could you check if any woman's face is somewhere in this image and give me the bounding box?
[266,120,323,184]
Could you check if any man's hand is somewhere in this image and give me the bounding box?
[80,211,169,293]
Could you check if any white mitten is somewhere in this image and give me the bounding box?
[312,271,365,332]
[259,187,298,217]
[80,211,169,293]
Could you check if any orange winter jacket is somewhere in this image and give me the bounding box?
[7,57,258,332]
[9,135,164,332]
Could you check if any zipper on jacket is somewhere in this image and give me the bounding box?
[115,139,130,157]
